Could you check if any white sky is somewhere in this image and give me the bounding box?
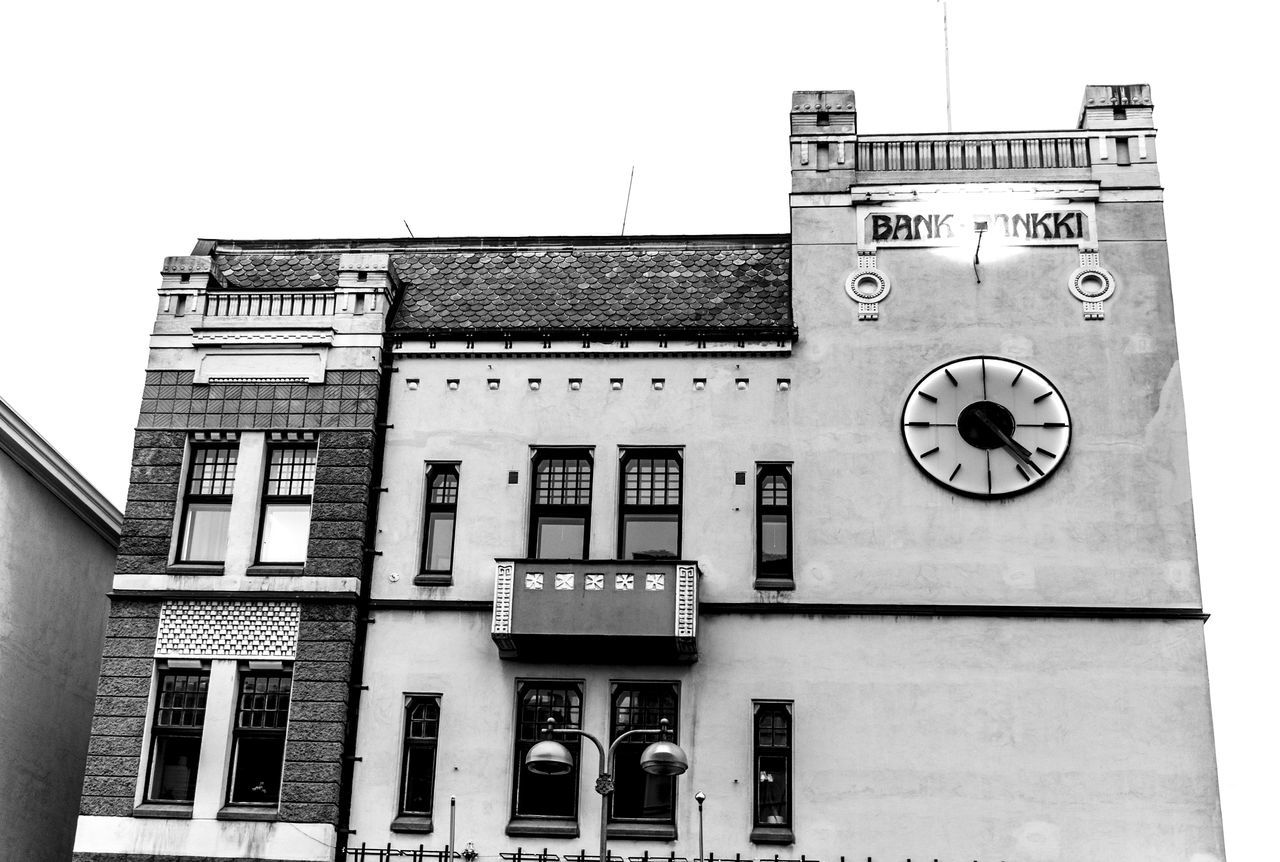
[1,1,1272,856]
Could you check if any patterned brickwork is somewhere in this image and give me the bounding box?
[155,600,300,658]
[137,369,378,430]
[279,601,359,825]
[115,430,186,576]
[79,601,161,817]
[306,430,376,579]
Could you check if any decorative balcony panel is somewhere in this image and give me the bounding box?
[491,559,698,663]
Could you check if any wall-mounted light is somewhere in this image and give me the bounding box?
[973,219,988,284]
[528,379,541,391]
[777,378,791,391]
[406,378,420,391]
[652,379,665,391]
[736,378,749,390]
[569,378,582,391]
[447,379,460,391]
[694,378,706,391]
[488,379,500,390]
[610,379,623,391]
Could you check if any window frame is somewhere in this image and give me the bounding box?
[606,680,680,839]
[254,442,317,567]
[142,663,210,806]
[755,463,794,587]
[750,700,795,845]
[419,463,461,583]
[175,442,239,565]
[528,448,594,560]
[393,694,442,832]
[224,664,292,809]
[507,679,584,837]
[616,448,683,561]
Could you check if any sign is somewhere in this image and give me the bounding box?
[863,209,1090,247]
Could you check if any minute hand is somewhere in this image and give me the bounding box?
[973,410,1045,476]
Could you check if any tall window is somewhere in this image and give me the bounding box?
[227,666,292,806]
[530,450,592,559]
[177,444,238,563]
[257,445,316,564]
[752,702,793,839]
[609,683,679,825]
[144,665,209,803]
[512,682,582,822]
[399,696,441,819]
[756,465,793,581]
[421,465,460,575]
[618,450,682,560]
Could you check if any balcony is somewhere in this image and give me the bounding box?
[491,559,698,663]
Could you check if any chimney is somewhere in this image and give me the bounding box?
[1077,83,1154,130]
[790,90,857,194]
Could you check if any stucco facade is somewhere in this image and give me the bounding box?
[74,84,1222,862]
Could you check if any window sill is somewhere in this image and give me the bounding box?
[750,825,795,845]
[753,576,795,592]
[415,572,454,587]
[165,563,225,576]
[506,817,579,838]
[391,814,435,834]
[133,803,193,819]
[606,822,676,841]
[245,564,305,577]
[217,804,279,822]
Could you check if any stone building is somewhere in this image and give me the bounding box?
[73,85,1224,862]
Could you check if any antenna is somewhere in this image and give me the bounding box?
[402,219,415,238]
[620,165,635,236]
[940,0,953,131]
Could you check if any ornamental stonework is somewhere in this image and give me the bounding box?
[155,599,300,658]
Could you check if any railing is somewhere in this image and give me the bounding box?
[204,291,336,317]
[856,133,1090,172]
[342,849,808,862]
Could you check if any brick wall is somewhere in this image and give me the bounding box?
[115,431,185,576]
[79,601,161,817]
[137,370,379,430]
[307,430,375,579]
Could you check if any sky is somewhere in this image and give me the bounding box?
[0,0,1272,856]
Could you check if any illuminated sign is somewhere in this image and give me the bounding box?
[863,209,1089,246]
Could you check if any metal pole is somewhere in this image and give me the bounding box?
[695,792,706,862]
[449,796,456,862]
[940,0,953,132]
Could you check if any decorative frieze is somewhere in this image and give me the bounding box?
[155,600,300,659]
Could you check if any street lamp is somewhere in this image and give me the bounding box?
[525,717,689,862]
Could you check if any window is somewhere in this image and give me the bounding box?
[609,683,679,832]
[756,465,793,583]
[226,666,291,806]
[530,450,592,559]
[618,450,682,560]
[257,444,316,564]
[511,681,582,832]
[421,465,460,576]
[144,665,209,803]
[398,696,441,824]
[751,702,794,843]
[177,444,238,563]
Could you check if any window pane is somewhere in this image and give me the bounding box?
[265,447,317,496]
[611,685,677,822]
[430,470,459,504]
[148,735,201,802]
[624,458,680,506]
[536,458,592,505]
[402,745,437,814]
[515,683,581,819]
[536,516,586,559]
[259,503,311,563]
[622,513,679,560]
[228,735,286,803]
[189,446,238,495]
[761,513,790,572]
[425,512,455,571]
[181,503,231,562]
[757,754,789,824]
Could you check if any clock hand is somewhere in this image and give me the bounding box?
[973,409,1045,476]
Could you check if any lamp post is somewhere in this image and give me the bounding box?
[525,717,689,862]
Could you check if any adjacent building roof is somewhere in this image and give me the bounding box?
[203,235,793,334]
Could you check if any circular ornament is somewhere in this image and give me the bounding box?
[1068,265,1116,303]
[845,269,891,304]
[902,356,1071,498]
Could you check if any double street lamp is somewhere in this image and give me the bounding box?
[524,717,689,862]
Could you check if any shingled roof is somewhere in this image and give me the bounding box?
[206,236,792,334]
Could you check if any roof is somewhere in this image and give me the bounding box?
[204,235,793,334]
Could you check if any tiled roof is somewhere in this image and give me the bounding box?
[209,237,792,333]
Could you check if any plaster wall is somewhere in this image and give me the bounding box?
[348,611,1223,861]
[0,452,116,860]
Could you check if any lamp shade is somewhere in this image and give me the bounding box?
[525,739,575,775]
[639,739,689,776]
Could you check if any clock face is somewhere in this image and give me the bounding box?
[902,356,1071,498]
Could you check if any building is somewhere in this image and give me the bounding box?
[73,84,1224,862]
[1,397,122,861]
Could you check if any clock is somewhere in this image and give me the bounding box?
[902,356,1071,498]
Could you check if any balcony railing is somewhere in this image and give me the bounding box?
[205,291,336,317]
[492,559,698,663]
[856,133,1090,172]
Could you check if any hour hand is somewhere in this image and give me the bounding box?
[973,410,1044,476]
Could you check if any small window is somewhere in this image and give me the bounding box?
[751,702,794,843]
[513,682,582,821]
[177,444,238,563]
[618,450,682,560]
[144,666,209,803]
[757,465,793,582]
[530,450,593,559]
[421,465,460,574]
[400,696,441,818]
[1115,137,1132,166]
[257,445,316,564]
[227,666,292,806]
[1113,107,1127,120]
[609,683,679,826]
